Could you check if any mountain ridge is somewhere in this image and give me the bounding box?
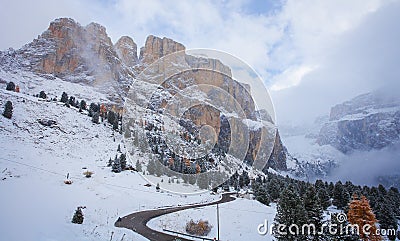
[0,17,288,173]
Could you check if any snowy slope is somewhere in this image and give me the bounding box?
[0,74,219,241]
[148,197,277,241]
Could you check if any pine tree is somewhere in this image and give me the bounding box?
[39,90,47,99]
[88,103,99,117]
[117,144,121,152]
[267,177,281,201]
[71,207,84,224]
[274,185,308,241]
[80,100,87,110]
[303,186,324,240]
[333,181,350,210]
[92,112,99,124]
[60,92,68,103]
[108,111,115,125]
[119,153,126,170]
[255,185,270,206]
[317,188,331,210]
[375,198,397,240]
[112,156,122,173]
[347,195,381,241]
[3,101,13,119]
[6,81,15,91]
[113,118,119,130]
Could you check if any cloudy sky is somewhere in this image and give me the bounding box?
[1,0,399,125]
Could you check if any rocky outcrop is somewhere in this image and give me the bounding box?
[318,92,400,153]
[0,17,288,172]
[139,35,185,65]
[263,131,287,171]
[2,18,133,102]
[114,36,138,68]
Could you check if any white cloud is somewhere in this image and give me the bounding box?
[270,65,317,91]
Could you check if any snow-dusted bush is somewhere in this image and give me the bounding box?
[185,219,212,236]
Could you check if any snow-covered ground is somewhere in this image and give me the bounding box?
[148,197,277,241]
[0,74,219,241]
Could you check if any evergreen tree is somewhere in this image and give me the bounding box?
[255,185,270,206]
[119,153,126,170]
[60,92,68,103]
[274,185,308,241]
[112,156,122,173]
[71,207,84,224]
[6,81,15,91]
[135,160,142,172]
[3,101,13,119]
[68,96,75,107]
[88,103,99,117]
[333,181,350,210]
[80,100,87,110]
[347,195,381,241]
[108,111,115,125]
[39,90,46,99]
[113,118,119,130]
[317,188,331,210]
[303,186,324,240]
[117,144,121,152]
[375,198,397,240]
[92,112,99,124]
[267,177,281,200]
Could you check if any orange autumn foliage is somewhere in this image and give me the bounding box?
[347,194,382,241]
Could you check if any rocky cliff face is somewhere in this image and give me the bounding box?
[114,36,138,69]
[318,92,400,153]
[139,35,185,66]
[136,35,286,171]
[0,18,133,102]
[0,17,287,172]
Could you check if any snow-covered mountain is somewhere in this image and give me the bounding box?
[281,91,400,184]
[0,18,288,177]
[318,91,400,153]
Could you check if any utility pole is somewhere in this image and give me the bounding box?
[217,203,220,241]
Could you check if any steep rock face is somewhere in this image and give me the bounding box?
[318,92,400,153]
[114,36,138,68]
[263,131,287,171]
[0,17,288,172]
[139,35,185,65]
[140,42,286,171]
[1,18,133,102]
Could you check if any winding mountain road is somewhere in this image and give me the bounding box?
[115,193,236,241]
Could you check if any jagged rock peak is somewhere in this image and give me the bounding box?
[114,36,138,68]
[140,35,185,64]
[85,22,112,46]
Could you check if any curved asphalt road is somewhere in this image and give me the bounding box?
[115,193,236,241]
